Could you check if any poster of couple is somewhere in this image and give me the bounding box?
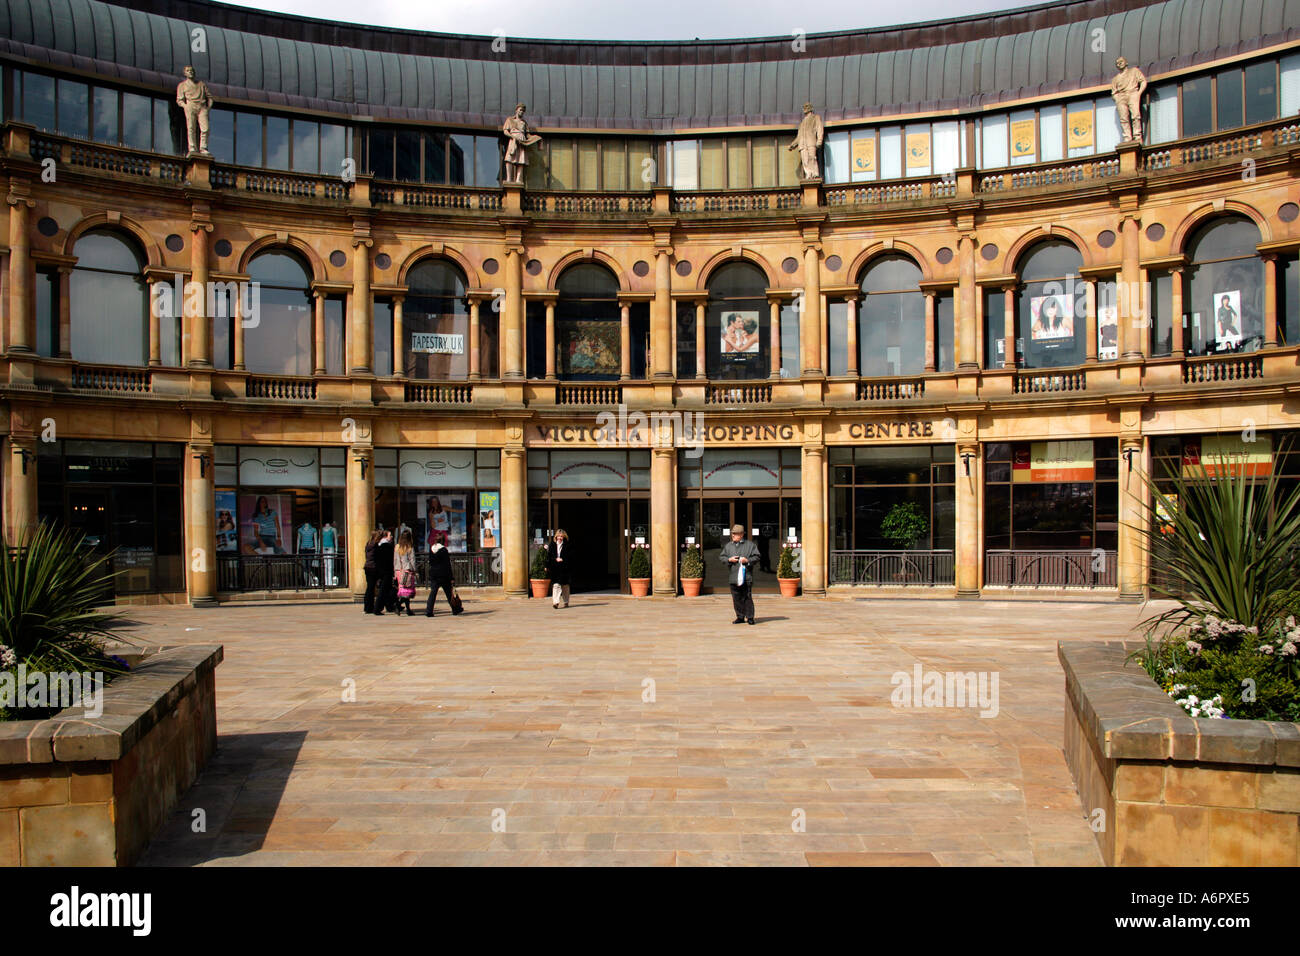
[720,311,760,357]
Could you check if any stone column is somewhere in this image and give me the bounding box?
[313,291,327,375]
[923,292,937,372]
[802,246,822,375]
[544,301,556,379]
[56,266,72,358]
[1170,267,1185,357]
[185,442,216,607]
[6,191,34,355]
[695,301,707,379]
[503,249,524,379]
[957,234,978,369]
[1084,279,1098,363]
[1118,436,1147,600]
[350,239,372,373]
[800,442,826,595]
[501,445,527,597]
[3,437,37,543]
[147,277,162,366]
[188,222,212,367]
[620,302,631,381]
[652,249,672,378]
[1120,215,1143,360]
[469,298,481,381]
[651,446,676,595]
[769,298,781,379]
[392,296,405,377]
[233,285,246,371]
[346,445,374,603]
[845,298,859,376]
[1263,254,1279,349]
[1002,286,1016,369]
[955,442,981,597]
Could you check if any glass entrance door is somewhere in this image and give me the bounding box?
[552,497,626,592]
[700,498,782,591]
[67,488,114,605]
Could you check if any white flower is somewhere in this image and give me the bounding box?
[0,645,14,669]
[1259,644,1275,656]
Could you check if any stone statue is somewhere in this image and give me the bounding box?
[502,103,542,185]
[175,65,213,155]
[787,102,825,180]
[1110,57,1148,143]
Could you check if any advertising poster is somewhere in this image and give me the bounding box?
[479,492,500,550]
[1212,289,1241,351]
[1013,441,1095,483]
[1067,110,1095,150]
[239,493,292,554]
[420,493,468,553]
[561,321,620,376]
[1010,118,1037,158]
[1183,434,1273,478]
[720,311,760,358]
[1030,293,1074,341]
[1098,304,1118,360]
[852,135,876,174]
[409,332,464,354]
[904,132,931,170]
[215,491,238,553]
[1156,494,1177,535]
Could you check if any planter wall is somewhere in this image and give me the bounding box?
[0,644,223,866]
[1060,641,1300,866]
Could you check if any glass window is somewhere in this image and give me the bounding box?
[1280,254,1299,346]
[858,255,924,377]
[827,300,849,376]
[1282,53,1300,117]
[1017,241,1085,369]
[1182,75,1213,138]
[1039,108,1063,162]
[153,98,174,154]
[1185,216,1264,355]
[627,139,654,190]
[548,139,573,189]
[324,296,345,376]
[424,132,447,184]
[903,123,931,176]
[822,131,848,184]
[936,294,955,372]
[879,127,902,180]
[577,139,599,190]
[780,303,800,379]
[1217,69,1243,130]
[236,112,262,167]
[726,136,749,189]
[474,135,499,186]
[932,121,961,175]
[245,251,313,376]
[700,138,725,189]
[70,230,148,367]
[208,108,235,164]
[35,269,57,357]
[706,262,768,380]
[373,299,393,377]
[449,134,473,184]
[1095,99,1121,153]
[292,120,319,173]
[980,115,1007,168]
[850,129,879,182]
[395,129,421,181]
[676,303,696,378]
[984,288,1007,368]
[57,79,88,139]
[1244,61,1277,126]
[1148,272,1173,357]
[1008,109,1036,166]
[265,115,290,170]
[670,140,698,190]
[121,93,151,150]
[21,72,55,130]
[405,259,470,380]
[320,124,346,178]
[1148,85,1179,143]
[92,87,119,144]
[369,129,393,179]
[603,140,627,191]
[1065,101,1095,158]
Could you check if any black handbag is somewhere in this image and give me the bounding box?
[449,588,464,615]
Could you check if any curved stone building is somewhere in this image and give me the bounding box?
[2,0,1298,605]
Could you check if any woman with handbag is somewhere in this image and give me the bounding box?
[393,530,417,616]
[362,530,381,614]
[424,539,457,617]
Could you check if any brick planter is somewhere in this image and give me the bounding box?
[1059,641,1300,866]
[0,644,223,866]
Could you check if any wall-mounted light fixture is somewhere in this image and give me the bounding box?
[192,451,211,479]
[15,447,35,476]
[355,455,368,480]
[1122,447,1138,471]
[960,451,975,476]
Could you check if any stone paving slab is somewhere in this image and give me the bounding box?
[130,595,1165,866]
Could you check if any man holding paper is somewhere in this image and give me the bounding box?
[720,523,760,626]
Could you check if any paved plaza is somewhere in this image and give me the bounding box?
[132,594,1163,866]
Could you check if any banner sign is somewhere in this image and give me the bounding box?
[410,333,464,354]
[1013,441,1095,483]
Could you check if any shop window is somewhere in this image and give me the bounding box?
[706,261,769,380]
[1015,240,1085,370]
[1184,216,1263,355]
[405,259,470,380]
[70,230,148,367]
[983,439,1118,553]
[244,250,313,376]
[1280,254,1299,346]
[857,255,924,378]
[830,445,955,553]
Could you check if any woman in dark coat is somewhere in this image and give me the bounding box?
[362,530,381,614]
[545,529,572,608]
[424,541,456,616]
[372,529,394,615]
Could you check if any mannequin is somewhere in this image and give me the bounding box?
[322,522,338,586]
[297,521,318,587]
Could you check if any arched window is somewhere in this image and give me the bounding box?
[245,250,313,376]
[553,263,627,381]
[856,255,924,377]
[404,259,469,379]
[1185,216,1263,355]
[70,230,148,366]
[1017,240,1084,369]
[706,261,768,380]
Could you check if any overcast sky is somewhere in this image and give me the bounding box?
[217,0,1050,41]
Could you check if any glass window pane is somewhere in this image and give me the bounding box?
[474,136,498,186]
[1182,76,1212,137]
[292,120,319,173]
[670,140,698,190]
[153,99,175,154]
[984,288,1006,368]
[576,139,599,190]
[879,127,902,179]
[753,136,778,186]
[120,93,151,150]
[1282,53,1300,117]
[236,112,262,167]
[320,124,346,178]
[981,115,1008,168]
[780,304,800,378]
[1216,69,1243,130]
[395,129,420,181]
[208,108,234,164]
[627,139,653,189]
[35,270,55,357]
[1244,61,1277,125]
[92,87,119,144]
[850,129,877,182]
[21,72,55,130]
[424,132,447,184]
[1065,101,1095,157]
[57,79,88,138]
[827,300,848,376]
[936,295,955,372]
[325,297,345,376]
[822,131,848,184]
[1039,108,1063,162]
[1095,99,1121,152]
[1148,85,1178,143]
[932,121,960,174]
[449,133,473,184]
[1148,272,1173,357]
[700,139,725,189]
[726,137,749,189]
[373,300,393,377]
[1280,254,1299,346]
[903,124,931,176]
[265,115,290,170]
[547,139,573,189]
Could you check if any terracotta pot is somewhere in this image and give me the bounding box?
[681,577,703,597]
[628,577,651,597]
[529,578,551,598]
[777,577,800,598]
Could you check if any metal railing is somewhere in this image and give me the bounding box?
[984,549,1117,588]
[416,552,502,588]
[830,550,955,586]
[216,553,347,592]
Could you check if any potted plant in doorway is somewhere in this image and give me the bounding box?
[777,541,802,597]
[528,542,550,598]
[680,543,704,596]
[628,542,652,597]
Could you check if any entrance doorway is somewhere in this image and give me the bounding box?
[66,489,115,604]
[699,498,787,591]
[553,498,625,592]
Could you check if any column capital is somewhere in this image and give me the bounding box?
[190,220,214,234]
[6,190,35,209]
[351,237,373,250]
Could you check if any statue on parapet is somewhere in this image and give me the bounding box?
[502,103,542,185]
[176,65,214,156]
[788,102,825,180]
[1110,57,1148,143]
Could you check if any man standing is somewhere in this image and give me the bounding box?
[787,102,824,179]
[720,523,760,625]
[1110,57,1147,143]
[175,65,213,155]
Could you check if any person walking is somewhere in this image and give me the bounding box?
[720,523,760,625]
[362,530,381,614]
[424,538,456,617]
[393,529,417,616]
[546,529,572,608]
[373,529,395,616]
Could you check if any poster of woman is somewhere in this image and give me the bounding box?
[479,491,500,549]
[238,493,291,554]
[1213,289,1241,350]
[1097,305,1118,360]
[421,494,469,553]
[1030,294,1074,341]
[215,491,238,553]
